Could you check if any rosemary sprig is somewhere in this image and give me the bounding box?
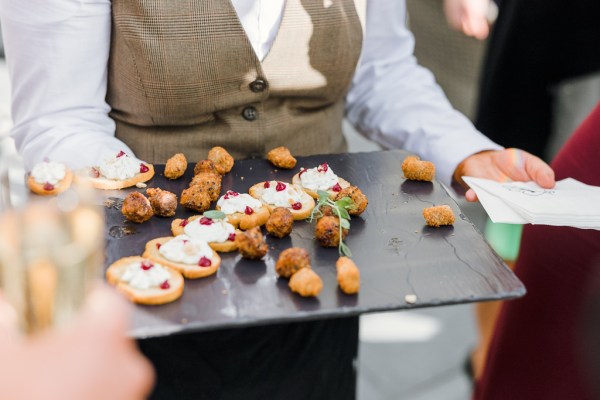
[307,190,355,257]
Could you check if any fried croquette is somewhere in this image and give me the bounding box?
[266,146,297,169]
[265,207,294,238]
[146,187,177,217]
[121,192,153,223]
[289,268,323,297]
[190,172,222,202]
[317,205,336,219]
[314,215,348,247]
[276,248,310,278]
[194,159,218,176]
[336,256,360,295]
[401,156,435,182]
[236,226,268,260]
[164,153,187,180]
[180,185,212,213]
[334,186,368,216]
[423,205,455,227]
[208,146,234,175]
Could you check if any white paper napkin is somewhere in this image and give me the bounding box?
[463,177,600,230]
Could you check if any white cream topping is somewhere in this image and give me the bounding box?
[299,164,340,191]
[31,161,66,185]
[98,151,140,181]
[260,181,304,208]
[159,235,213,265]
[120,261,170,290]
[184,218,235,243]
[217,192,263,214]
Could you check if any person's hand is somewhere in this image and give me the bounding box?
[444,0,491,40]
[454,148,556,202]
[0,286,154,400]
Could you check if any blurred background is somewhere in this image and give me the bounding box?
[0,1,598,398]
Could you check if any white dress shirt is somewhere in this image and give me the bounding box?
[0,0,500,186]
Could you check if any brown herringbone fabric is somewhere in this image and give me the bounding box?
[107,0,363,163]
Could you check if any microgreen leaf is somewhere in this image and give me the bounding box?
[340,218,350,229]
[203,210,226,220]
[340,242,352,257]
[338,207,350,220]
[335,197,353,209]
[317,190,330,203]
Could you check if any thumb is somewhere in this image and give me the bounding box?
[523,152,556,189]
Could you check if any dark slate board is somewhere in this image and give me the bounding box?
[104,150,524,339]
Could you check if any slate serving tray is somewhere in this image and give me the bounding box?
[104,150,524,339]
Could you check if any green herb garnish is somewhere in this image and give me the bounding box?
[203,210,226,220]
[307,190,354,257]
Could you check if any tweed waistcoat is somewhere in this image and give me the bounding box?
[107,0,363,163]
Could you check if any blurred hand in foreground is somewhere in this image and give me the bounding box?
[444,0,491,40]
[454,148,556,202]
[0,286,154,400]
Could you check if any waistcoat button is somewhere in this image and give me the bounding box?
[242,106,257,121]
[249,79,267,93]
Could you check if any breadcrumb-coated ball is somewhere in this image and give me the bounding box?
[190,172,222,202]
[423,205,455,227]
[334,186,368,216]
[401,156,435,182]
[317,205,336,219]
[180,185,211,213]
[265,207,294,238]
[314,215,348,247]
[336,256,360,294]
[146,187,177,217]
[122,192,153,223]
[208,146,234,175]
[164,153,187,180]
[194,159,217,176]
[276,248,310,278]
[267,146,297,169]
[289,268,323,297]
[236,226,268,260]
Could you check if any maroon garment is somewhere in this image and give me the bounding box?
[475,102,600,400]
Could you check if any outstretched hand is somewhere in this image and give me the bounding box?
[454,148,556,202]
[444,0,491,40]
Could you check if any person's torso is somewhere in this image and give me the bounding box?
[107,0,363,163]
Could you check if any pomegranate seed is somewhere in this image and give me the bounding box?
[264,181,270,188]
[160,280,170,290]
[317,163,329,172]
[276,182,286,192]
[139,163,149,173]
[244,206,254,215]
[156,243,162,250]
[90,167,100,178]
[43,182,55,191]
[198,257,212,267]
[332,183,342,192]
[228,233,236,241]
[116,150,126,158]
[199,217,213,225]
[182,239,189,244]
[298,168,307,177]
[180,219,189,227]
[291,202,302,210]
[224,190,239,200]
[141,261,154,270]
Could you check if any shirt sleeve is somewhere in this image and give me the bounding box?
[0,0,133,170]
[346,0,502,186]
